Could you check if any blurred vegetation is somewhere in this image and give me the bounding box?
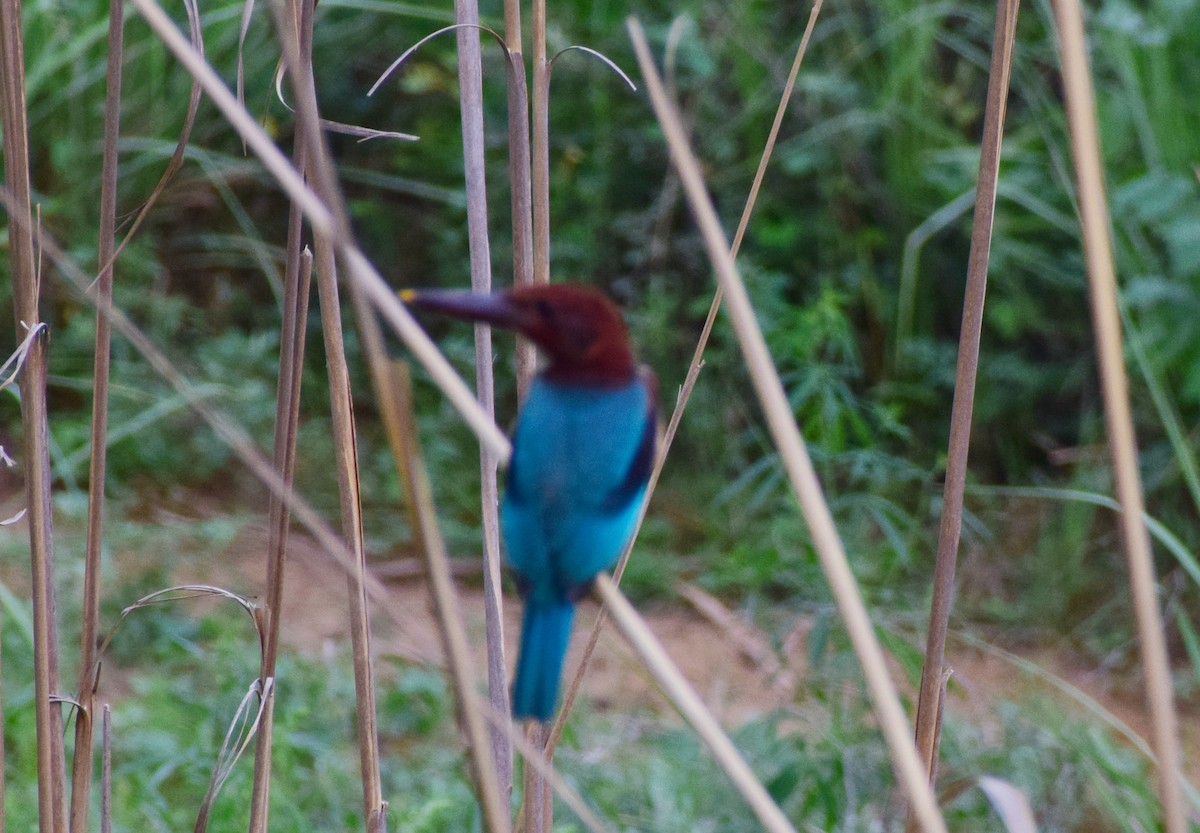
[2,0,1200,828]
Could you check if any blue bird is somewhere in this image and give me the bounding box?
[405,284,656,721]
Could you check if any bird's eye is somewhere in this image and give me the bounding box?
[535,298,554,320]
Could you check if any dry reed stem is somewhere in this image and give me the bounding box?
[530,0,550,291]
[526,0,553,827]
[280,0,387,822]
[1051,1,1187,830]
[71,3,125,829]
[501,0,537,393]
[247,6,316,819]
[627,18,949,833]
[593,576,796,833]
[550,0,824,753]
[382,363,512,833]
[453,0,513,798]
[0,3,68,830]
[101,705,111,833]
[247,225,313,833]
[910,0,1020,801]
[314,237,386,825]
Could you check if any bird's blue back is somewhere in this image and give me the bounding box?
[501,374,654,603]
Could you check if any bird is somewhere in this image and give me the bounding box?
[403,283,657,721]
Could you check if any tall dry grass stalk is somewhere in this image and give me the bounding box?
[453,0,513,799]
[71,1,125,829]
[503,0,537,391]
[247,234,313,833]
[245,8,317,827]
[530,0,550,292]
[593,576,797,833]
[522,3,553,829]
[313,233,386,829]
[626,18,949,833]
[100,705,112,833]
[910,0,1020,797]
[1051,1,1187,830]
[279,3,389,825]
[0,2,68,830]
[363,348,511,833]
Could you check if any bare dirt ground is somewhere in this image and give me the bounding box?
[198,524,1198,771]
[3,498,1195,778]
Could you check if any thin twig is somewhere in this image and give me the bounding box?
[387,363,512,833]
[0,3,68,830]
[246,219,313,833]
[526,7,552,828]
[452,0,512,800]
[1051,1,1187,830]
[314,224,386,824]
[550,0,824,752]
[530,0,549,292]
[246,8,316,828]
[627,18,949,833]
[909,0,1020,804]
[499,0,536,397]
[72,1,125,829]
[101,705,111,833]
[593,576,796,833]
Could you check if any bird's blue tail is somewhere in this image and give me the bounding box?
[512,601,575,721]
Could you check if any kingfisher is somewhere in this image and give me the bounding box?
[403,283,657,721]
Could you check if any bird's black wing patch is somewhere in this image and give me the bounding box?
[600,396,657,513]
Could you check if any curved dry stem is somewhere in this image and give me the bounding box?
[0,321,48,391]
[910,0,1020,800]
[59,583,262,751]
[627,16,948,833]
[1052,1,1187,829]
[547,45,637,91]
[367,22,511,96]
[236,0,257,118]
[594,576,797,833]
[273,63,419,142]
[195,678,272,833]
[551,0,823,751]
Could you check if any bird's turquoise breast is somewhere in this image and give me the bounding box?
[501,376,651,601]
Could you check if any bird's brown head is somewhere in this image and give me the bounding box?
[403,283,636,387]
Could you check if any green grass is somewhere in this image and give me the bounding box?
[0,555,1170,831]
